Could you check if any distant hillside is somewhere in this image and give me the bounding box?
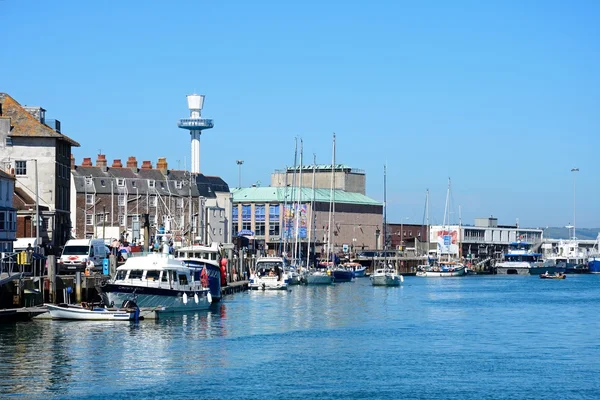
[543,227,600,240]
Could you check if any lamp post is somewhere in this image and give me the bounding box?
[571,167,579,239]
[236,160,244,188]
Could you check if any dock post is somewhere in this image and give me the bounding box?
[47,255,57,304]
[109,254,117,277]
[75,271,82,304]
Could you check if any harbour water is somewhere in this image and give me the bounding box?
[2,275,600,399]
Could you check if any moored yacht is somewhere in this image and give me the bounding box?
[249,256,291,290]
[101,251,218,312]
[175,242,223,302]
[495,241,555,275]
[370,266,403,286]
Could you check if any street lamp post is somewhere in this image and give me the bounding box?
[571,167,579,239]
[236,160,244,188]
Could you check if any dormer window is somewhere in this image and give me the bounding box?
[100,179,106,187]
[85,177,92,185]
[148,180,155,188]
[131,180,137,188]
[117,178,125,187]
[160,182,165,189]
[175,181,183,189]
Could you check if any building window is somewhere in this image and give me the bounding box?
[131,180,136,188]
[118,215,125,226]
[86,214,93,225]
[118,195,125,206]
[100,179,106,187]
[269,205,280,237]
[85,177,92,185]
[175,181,183,189]
[86,194,94,205]
[255,222,265,236]
[242,204,251,222]
[15,160,26,176]
[117,178,125,187]
[132,215,139,222]
[232,206,238,223]
[96,214,104,224]
[149,215,156,225]
[242,221,252,231]
[148,180,155,188]
[160,182,165,189]
[219,228,223,235]
[150,195,157,207]
[0,212,5,230]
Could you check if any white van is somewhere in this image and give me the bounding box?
[58,239,108,273]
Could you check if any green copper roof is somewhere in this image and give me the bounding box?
[231,187,381,206]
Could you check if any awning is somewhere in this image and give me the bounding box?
[236,230,255,239]
[14,238,38,251]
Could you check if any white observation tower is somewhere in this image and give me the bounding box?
[177,93,214,175]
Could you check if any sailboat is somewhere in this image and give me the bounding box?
[304,135,335,285]
[416,178,465,277]
[370,164,403,286]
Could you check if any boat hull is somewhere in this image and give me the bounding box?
[102,285,211,312]
[332,269,354,283]
[416,266,466,277]
[588,258,600,274]
[495,264,556,276]
[46,304,138,321]
[304,272,333,285]
[370,274,402,286]
[353,267,367,277]
[249,276,289,290]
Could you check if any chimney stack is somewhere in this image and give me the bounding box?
[126,156,138,172]
[96,154,108,171]
[82,157,92,167]
[157,157,168,175]
[71,154,75,170]
[141,160,153,169]
[112,159,123,168]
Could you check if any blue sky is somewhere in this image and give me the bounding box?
[2,0,599,228]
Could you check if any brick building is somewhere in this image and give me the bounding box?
[70,155,233,247]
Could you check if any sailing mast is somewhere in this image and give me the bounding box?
[293,139,303,265]
[306,154,316,269]
[327,134,336,267]
[383,163,387,269]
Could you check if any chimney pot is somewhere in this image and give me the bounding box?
[82,157,92,167]
[157,157,168,174]
[112,159,123,168]
[141,160,153,169]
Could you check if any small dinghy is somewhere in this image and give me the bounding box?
[539,272,566,280]
[45,300,141,321]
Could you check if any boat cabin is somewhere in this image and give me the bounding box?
[254,257,286,279]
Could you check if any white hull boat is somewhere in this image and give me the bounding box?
[100,253,215,313]
[304,271,333,285]
[416,266,466,277]
[45,303,141,321]
[249,257,291,290]
[370,268,403,286]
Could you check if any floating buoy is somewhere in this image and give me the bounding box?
[182,293,188,304]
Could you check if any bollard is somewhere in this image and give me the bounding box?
[109,254,117,277]
[75,271,82,304]
[47,255,57,304]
